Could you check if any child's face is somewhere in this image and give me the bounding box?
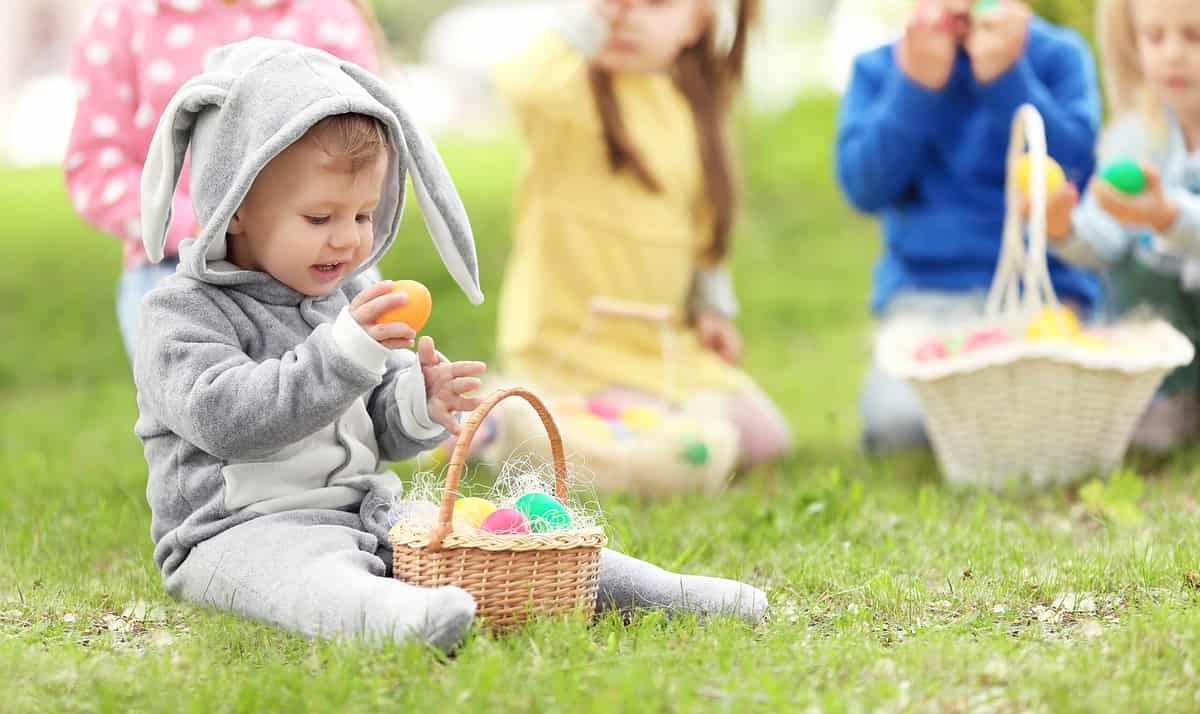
[598,0,712,73]
[917,0,974,40]
[227,137,388,296]
[1134,0,1200,117]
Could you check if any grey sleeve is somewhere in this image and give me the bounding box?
[368,350,450,463]
[134,286,384,460]
[1054,194,1133,269]
[687,267,740,320]
[1158,190,1200,259]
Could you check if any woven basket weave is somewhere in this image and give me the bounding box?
[878,105,1194,489]
[390,388,607,630]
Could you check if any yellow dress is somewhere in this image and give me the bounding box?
[493,33,751,404]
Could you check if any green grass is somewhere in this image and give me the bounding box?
[3,96,1200,712]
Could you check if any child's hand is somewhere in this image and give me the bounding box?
[896,1,958,91]
[697,312,742,365]
[965,0,1031,83]
[1090,166,1179,233]
[1023,182,1080,243]
[418,335,487,435]
[349,280,417,350]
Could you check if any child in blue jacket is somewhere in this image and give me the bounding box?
[836,0,1102,453]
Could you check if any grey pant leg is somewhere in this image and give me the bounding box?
[165,510,475,650]
[859,363,928,453]
[596,549,767,624]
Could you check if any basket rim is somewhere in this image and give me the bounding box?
[389,523,608,552]
[878,318,1195,382]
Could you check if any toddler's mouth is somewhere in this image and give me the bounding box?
[310,262,347,282]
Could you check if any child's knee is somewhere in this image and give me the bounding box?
[729,390,793,467]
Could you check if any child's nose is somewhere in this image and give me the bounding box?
[328,220,360,249]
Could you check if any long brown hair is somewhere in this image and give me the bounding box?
[587,0,758,262]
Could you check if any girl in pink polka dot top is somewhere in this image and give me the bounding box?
[64,0,386,359]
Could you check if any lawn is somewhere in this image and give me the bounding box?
[2,96,1200,712]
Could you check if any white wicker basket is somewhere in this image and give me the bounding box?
[878,105,1194,489]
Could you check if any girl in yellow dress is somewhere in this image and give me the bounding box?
[491,0,791,468]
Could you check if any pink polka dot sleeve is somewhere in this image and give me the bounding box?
[64,0,195,264]
[304,0,381,73]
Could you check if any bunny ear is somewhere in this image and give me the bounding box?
[140,81,228,263]
[340,62,484,305]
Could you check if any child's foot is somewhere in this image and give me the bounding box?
[375,582,477,651]
[595,549,768,624]
[1131,393,1199,453]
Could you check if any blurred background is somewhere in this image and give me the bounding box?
[0,0,1095,167]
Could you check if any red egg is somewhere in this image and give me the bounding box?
[480,508,531,535]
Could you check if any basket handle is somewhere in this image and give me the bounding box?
[426,388,568,551]
[985,104,1060,321]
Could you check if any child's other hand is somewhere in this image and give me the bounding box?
[1090,166,1179,233]
[896,1,958,91]
[349,280,417,350]
[418,336,487,435]
[965,0,1031,83]
[1024,182,1079,242]
[697,312,742,365]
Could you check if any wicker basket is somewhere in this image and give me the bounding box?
[390,388,607,630]
[877,105,1194,489]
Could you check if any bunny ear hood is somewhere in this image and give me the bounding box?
[141,38,483,304]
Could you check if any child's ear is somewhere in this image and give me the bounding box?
[227,211,244,236]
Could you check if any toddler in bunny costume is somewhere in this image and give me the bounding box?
[133,38,766,651]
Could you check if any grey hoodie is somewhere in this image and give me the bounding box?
[133,39,484,579]
[1056,109,1200,289]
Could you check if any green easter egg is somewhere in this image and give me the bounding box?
[680,438,710,467]
[1101,158,1146,195]
[514,492,572,533]
[973,0,999,14]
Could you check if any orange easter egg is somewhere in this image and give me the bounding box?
[376,279,432,331]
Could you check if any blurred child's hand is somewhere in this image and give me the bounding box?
[965,0,1031,83]
[896,1,958,91]
[1041,182,1079,242]
[350,280,418,350]
[418,336,486,435]
[1090,165,1179,233]
[697,312,742,365]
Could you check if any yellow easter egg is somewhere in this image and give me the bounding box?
[1015,154,1067,197]
[453,497,497,529]
[621,406,662,431]
[1071,332,1107,350]
[1026,306,1081,340]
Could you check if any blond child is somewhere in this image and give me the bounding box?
[1046,0,1200,451]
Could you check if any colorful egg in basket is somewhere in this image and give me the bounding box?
[389,388,607,630]
[883,105,1193,489]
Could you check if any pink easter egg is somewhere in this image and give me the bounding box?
[914,339,949,362]
[964,327,1010,352]
[480,508,531,535]
[587,397,621,421]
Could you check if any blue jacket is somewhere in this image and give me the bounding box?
[836,18,1102,313]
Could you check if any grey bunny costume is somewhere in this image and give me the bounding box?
[134,39,766,651]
